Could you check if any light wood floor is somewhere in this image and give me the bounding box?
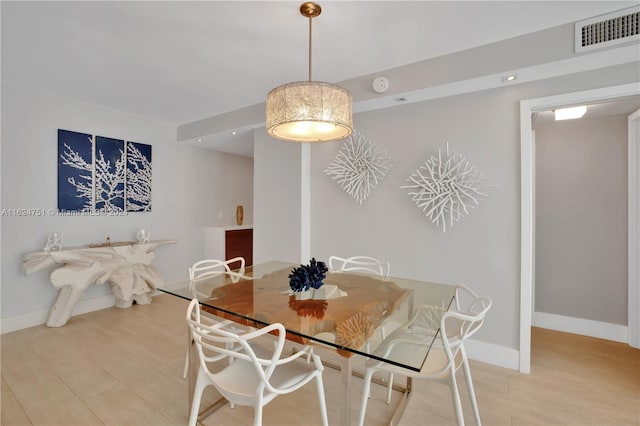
[2,294,638,426]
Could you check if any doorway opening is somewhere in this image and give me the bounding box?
[519,83,640,373]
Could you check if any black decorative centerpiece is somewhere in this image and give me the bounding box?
[289,258,328,299]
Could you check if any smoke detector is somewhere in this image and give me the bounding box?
[372,76,390,93]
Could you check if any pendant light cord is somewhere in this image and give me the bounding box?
[308,15,312,81]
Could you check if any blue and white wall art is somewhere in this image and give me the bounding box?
[58,129,94,212]
[95,136,125,212]
[57,129,152,213]
[126,141,152,212]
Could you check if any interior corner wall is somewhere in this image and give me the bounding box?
[308,63,639,353]
[219,155,254,227]
[534,114,628,325]
[0,83,253,330]
[253,129,303,264]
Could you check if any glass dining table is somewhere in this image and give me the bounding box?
[160,260,456,425]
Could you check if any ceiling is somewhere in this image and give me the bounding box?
[2,1,637,155]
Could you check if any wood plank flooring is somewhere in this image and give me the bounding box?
[1,294,638,425]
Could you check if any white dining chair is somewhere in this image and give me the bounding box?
[189,257,246,282]
[327,255,395,399]
[182,257,248,379]
[328,255,390,277]
[357,284,492,426]
[186,298,329,426]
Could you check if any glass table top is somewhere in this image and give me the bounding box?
[160,260,456,372]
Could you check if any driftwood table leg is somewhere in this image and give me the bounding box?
[46,282,91,327]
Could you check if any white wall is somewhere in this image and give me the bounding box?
[311,90,520,350]
[218,155,254,227]
[306,64,640,354]
[1,83,253,331]
[253,129,303,265]
[534,114,628,325]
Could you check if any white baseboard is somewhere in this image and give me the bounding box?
[465,338,520,371]
[1,294,117,334]
[0,283,193,335]
[465,312,629,371]
[534,311,628,343]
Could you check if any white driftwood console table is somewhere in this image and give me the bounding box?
[22,240,176,327]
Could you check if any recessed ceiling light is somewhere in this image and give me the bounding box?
[502,74,518,82]
[395,96,408,102]
[231,131,237,135]
[554,105,587,120]
[197,139,203,143]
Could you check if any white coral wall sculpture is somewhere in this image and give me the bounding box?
[402,143,491,232]
[325,130,395,205]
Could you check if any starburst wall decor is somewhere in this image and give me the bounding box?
[325,129,394,204]
[402,143,491,232]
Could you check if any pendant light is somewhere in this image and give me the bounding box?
[265,2,353,143]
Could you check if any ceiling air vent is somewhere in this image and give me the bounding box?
[575,6,639,53]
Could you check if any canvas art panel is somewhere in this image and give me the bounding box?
[58,129,93,212]
[126,141,152,212]
[95,136,125,212]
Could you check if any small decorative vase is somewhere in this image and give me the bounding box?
[236,205,244,226]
